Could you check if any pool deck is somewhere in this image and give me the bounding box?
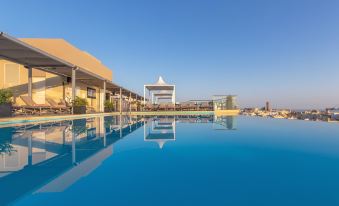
[0,110,239,127]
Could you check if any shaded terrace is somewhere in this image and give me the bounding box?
[0,32,144,114]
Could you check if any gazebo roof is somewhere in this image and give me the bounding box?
[145,133,175,149]
[155,76,167,85]
[145,76,175,90]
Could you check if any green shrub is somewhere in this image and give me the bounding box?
[0,89,13,105]
[73,96,87,106]
[104,100,115,111]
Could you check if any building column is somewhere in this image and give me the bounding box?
[119,88,122,113]
[151,92,154,104]
[143,86,146,105]
[135,94,138,111]
[62,129,66,146]
[72,68,76,114]
[172,86,176,104]
[101,81,106,112]
[119,115,123,138]
[72,120,76,165]
[129,92,132,113]
[28,132,32,166]
[27,67,32,97]
[99,116,106,147]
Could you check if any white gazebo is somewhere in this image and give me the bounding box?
[144,76,176,104]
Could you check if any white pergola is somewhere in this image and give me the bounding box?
[144,76,175,104]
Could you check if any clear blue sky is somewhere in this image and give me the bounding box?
[1,0,339,109]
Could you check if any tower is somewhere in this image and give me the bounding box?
[265,101,271,112]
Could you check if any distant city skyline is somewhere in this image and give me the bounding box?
[1,0,339,109]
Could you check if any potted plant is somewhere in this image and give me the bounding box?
[131,100,141,111]
[104,100,115,112]
[72,96,87,114]
[0,89,13,117]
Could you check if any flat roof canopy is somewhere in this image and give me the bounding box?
[157,97,173,100]
[145,85,174,91]
[154,93,173,99]
[0,32,143,100]
[153,93,173,97]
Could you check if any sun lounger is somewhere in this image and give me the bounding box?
[179,102,189,111]
[158,104,167,111]
[12,105,36,116]
[199,102,212,111]
[180,102,197,111]
[19,96,53,115]
[87,106,96,113]
[46,98,71,114]
[166,103,175,111]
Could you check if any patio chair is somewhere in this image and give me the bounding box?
[144,103,153,111]
[158,104,167,111]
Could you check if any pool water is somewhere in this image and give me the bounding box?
[0,115,339,206]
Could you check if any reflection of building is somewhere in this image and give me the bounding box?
[144,118,176,149]
[0,116,144,206]
[176,116,213,123]
[213,116,237,130]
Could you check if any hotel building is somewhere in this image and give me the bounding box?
[0,32,143,113]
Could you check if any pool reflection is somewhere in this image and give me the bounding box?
[0,115,236,205]
[144,117,176,149]
[213,116,237,130]
[0,115,144,206]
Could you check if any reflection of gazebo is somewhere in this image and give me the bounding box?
[144,118,176,149]
[144,76,175,104]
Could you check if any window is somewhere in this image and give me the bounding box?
[87,87,96,99]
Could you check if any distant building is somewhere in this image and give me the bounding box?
[226,96,236,110]
[327,109,339,121]
[265,101,271,112]
[212,95,237,110]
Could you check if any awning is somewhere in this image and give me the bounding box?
[0,32,143,100]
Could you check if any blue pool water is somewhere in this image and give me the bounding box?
[0,115,339,206]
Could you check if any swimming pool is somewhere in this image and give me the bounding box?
[0,115,339,206]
